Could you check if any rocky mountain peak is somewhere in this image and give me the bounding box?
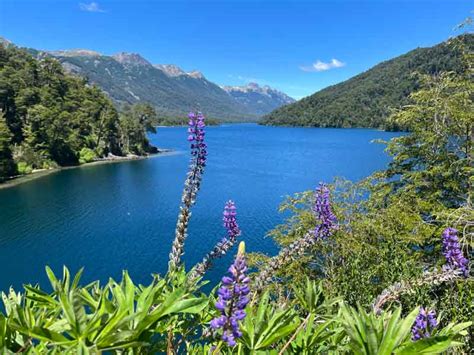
[187,70,204,79]
[154,64,187,77]
[113,52,151,66]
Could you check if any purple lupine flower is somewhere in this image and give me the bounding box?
[223,200,240,241]
[254,182,337,291]
[412,307,438,341]
[442,228,469,277]
[169,112,208,273]
[187,112,207,166]
[210,242,249,347]
[189,201,241,282]
[313,183,337,239]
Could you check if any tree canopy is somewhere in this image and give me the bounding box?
[0,44,158,181]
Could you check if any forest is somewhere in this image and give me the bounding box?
[262,34,474,130]
[0,29,472,353]
[0,44,158,182]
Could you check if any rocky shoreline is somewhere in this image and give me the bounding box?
[0,149,176,190]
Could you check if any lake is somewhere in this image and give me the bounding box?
[0,124,400,291]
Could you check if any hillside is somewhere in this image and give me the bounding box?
[223,82,295,116]
[262,34,473,128]
[36,50,256,122]
[6,42,294,123]
[0,44,158,181]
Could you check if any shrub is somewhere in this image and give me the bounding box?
[79,147,97,164]
[16,161,33,175]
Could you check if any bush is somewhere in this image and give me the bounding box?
[78,147,97,164]
[16,161,33,175]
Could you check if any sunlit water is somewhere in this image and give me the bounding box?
[0,124,400,291]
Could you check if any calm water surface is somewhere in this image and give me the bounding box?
[0,124,400,290]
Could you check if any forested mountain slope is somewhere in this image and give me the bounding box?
[262,34,473,128]
[0,44,157,181]
[0,37,296,122]
[30,49,256,122]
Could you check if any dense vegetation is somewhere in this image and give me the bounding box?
[0,44,158,182]
[262,34,473,129]
[0,28,472,352]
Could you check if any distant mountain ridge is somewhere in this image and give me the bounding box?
[223,83,295,116]
[0,37,294,122]
[262,34,473,128]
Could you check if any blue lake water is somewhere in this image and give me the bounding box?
[0,124,400,291]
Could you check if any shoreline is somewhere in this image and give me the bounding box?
[0,150,178,191]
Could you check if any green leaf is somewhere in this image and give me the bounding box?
[395,336,456,354]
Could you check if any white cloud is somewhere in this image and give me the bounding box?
[79,2,105,12]
[300,58,345,72]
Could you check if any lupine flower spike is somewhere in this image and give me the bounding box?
[442,227,469,277]
[169,112,208,273]
[254,183,337,291]
[313,183,338,239]
[189,200,241,282]
[210,242,249,347]
[412,307,438,341]
[372,227,468,314]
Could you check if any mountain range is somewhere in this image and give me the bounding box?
[223,83,295,116]
[0,38,294,122]
[262,34,473,128]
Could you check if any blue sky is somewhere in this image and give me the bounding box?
[0,0,472,99]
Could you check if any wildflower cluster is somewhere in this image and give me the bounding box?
[169,112,208,273]
[411,307,438,341]
[442,227,469,277]
[190,201,241,281]
[313,183,337,239]
[210,242,250,346]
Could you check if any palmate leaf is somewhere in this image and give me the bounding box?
[240,293,299,351]
[290,315,337,354]
[339,303,368,353]
[14,325,74,345]
[388,307,419,351]
[339,304,423,355]
[378,307,419,355]
[436,321,473,336]
[395,336,459,354]
[138,287,207,335]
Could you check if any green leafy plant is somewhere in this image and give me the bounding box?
[338,303,471,355]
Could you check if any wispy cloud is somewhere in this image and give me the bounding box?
[79,2,105,13]
[300,58,345,72]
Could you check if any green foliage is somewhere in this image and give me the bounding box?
[78,147,97,164]
[16,161,32,175]
[383,70,473,208]
[254,29,474,351]
[339,304,471,354]
[118,103,158,155]
[0,111,15,181]
[1,267,208,353]
[0,44,158,180]
[238,292,300,352]
[0,267,468,354]
[262,34,473,129]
